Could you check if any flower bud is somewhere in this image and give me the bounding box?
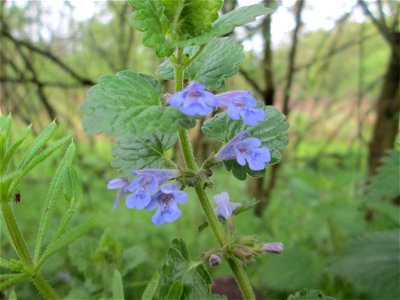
[262,242,283,254]
[209,254,222,267]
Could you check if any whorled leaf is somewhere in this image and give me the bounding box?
[202,106,289,180]
[157,38,244,90]
[80,71,194,137]
[111,132,177,174]
[174,4,273,48]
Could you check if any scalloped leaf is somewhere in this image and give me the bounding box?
[128,0,174,57]
[202,106,289,180]
[157,38,244,90]
[162,0,222,38]
[80,71,194,137]
[174,4,272,48]
[112,132,177,174]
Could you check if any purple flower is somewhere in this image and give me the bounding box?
[216,131,271,171]
[213,192,240,220]
[262,242,284,254]
[170,82,219,116]
[107,178,131,209]
[125,169,179,210]
[216,91,265,126]
[209,254,222,267]
[145,183,188,225]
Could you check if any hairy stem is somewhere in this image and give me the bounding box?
[174,49,256,300]
[1,202,60,299]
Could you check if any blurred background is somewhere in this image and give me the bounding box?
[1,0,399,299]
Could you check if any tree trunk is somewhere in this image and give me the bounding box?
[254,0,305,217]
[250,0,275,208]
[368,35,400,174]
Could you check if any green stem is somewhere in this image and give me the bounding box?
[32,274,60,300]
[1,202,60,300]
[174,50,256,300]
[1,202,31,264]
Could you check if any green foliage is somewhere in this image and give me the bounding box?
[162,0,222,38]
[141,271,160,300]
[0,115,88,298]
[129,0,174,57]
[112,269,125,300]
[157,38,244,90]
[174,4,272,48]
[155,239,219,299]
[261,248,324,292]
[329,229,400,299]
[68,231,148,297]
[81,71,194,137]
[202,106,289,180]
[288,289,335,300]
[112,132,177,174]
[128,1,269,57]
[365,149,400,201]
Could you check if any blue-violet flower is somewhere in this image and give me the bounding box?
[125,169,179,210]
[213,192,240,220]
[145,183,188,225]
[216,131,271,171]
[107,178,131,209]
[262,242,284,254]
[170,82,219,116]
[216,91,265,126]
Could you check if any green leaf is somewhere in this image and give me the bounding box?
[287,289,335,300]
[174,4,272,48]
[159,239,213,299]
[38,218,93,268]
[128,0,174,57]
[162,0,222,38]
[202,106,289,180]
[112,132,177,174]
[329,230,400,299]
[68,237,98,275]
[1,124,31,174]
[141,271,160,300]
[166,280,184,300]
[366,149,400,201]
[9,288,17,300]
[0,273,29,291]
[261,248,324,292]
[7,135,71,200]
[17,121,56,171]
[112,269,125,300]
[157,38,244,90]
[34,142,76,264]
[81,71,194,137]
[120,246,148,276]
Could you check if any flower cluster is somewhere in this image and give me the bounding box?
[107,169,187,225]
[170,82,265,126]
[170,81,271,172]
[216,131,271,171]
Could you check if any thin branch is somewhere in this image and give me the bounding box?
[358,0,394,47]
[238,68,264,95]
[2,30,95,85]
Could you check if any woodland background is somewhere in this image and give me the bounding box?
[1,0,399,299]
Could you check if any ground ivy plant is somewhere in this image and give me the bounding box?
[81,1,288,299]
